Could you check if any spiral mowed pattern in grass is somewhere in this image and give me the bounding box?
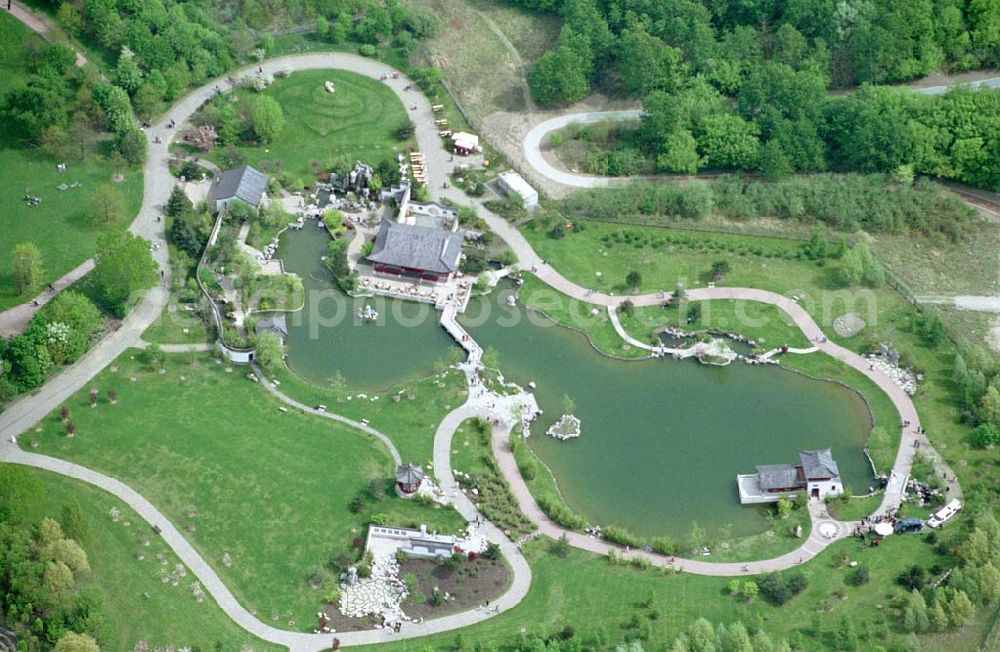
[222,69,411,181]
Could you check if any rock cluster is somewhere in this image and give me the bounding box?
[866,354,918,395]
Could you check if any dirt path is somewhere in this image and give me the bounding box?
[6,1,86,67]
[473,9,536,113]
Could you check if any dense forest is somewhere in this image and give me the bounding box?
[512,0,1000,190]
[4,0,438,154]
[0,467,105,651]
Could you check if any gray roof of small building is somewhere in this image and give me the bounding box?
[255,314,288,337]
[755,464,801,490]
[216,165,268,206]
[396,463,425,485]
[369,219,463,274]
[799,448,840,480]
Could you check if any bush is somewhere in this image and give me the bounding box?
[847,565,870,586]
[898,564,927,591]
[603,526,646,549]
[358,44,378,57]
[758,571,808,605]
[537,495,586,530]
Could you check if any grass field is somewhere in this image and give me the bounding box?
[467,0,562,65]
[9,466,282,650]
[522,220,998,512]
[200,69,411,186]
[353,532,976,651]
[412,0,528,123]
[265,363,468,466]
[0,12,143,311]
[141,300,215,345]
[22,350,465,628]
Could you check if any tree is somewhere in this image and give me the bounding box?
[44,559,76,596]
[775,496,792,518]
[2,74,72,140]
[657,130,702,174]
[68,112,97,161]
[929,596,949,631]
[741,581,759,602]
[833,616,858,651]
[758,140,794,180]
[114,47,143,95]
[43,291,102,336]
[982,386,1000,426]
[710,260,730,281]
[528,34,592,106]
[972,423,1000,448]
[698,113,761,169]
[56,2,84,35]
[115,126,147,165]
[193,124,218,152]
[250,95,284,144]
[167,186,192,219]
[53,632,100,652]
[91,232,158,317]
[617,23,684,96]
[86,184,125,226]
[94,83,135,135]
[132,82,164,121]
[12,242,45,295]
[899,565,928,591]
[625,270,642,289]
[255,331,285,373]
[946,589,975,627]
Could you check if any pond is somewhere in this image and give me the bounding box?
[460,285,874,540]
[278,226,457,390]
[278,224,874,539]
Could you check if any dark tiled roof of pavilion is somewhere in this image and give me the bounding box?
[395,463,425,486]
[369,219,463,274]
[798,448,840,480]
[755,464,801,491]
[216,165,268,207]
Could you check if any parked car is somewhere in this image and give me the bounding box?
[893,517,923,534]
[927,499,962,528]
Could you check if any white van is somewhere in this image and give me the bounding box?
[927,499,962,528]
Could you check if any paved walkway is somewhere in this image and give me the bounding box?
[0,48,965,648]
[0,259,95,338]
[252,365,403,466]
[0,53,536,650]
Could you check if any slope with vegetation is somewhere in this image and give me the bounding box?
[518,0,1000,189]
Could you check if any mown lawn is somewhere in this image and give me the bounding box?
[141,301,215,345]
[264,363,468,467]
[200,68,411,185]
[22,350,465,628]
[0,12,143,311]
[7,466,282,651]
[356,532,962,651]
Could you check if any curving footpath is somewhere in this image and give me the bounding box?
[0,49,963,649]
[0,52,530,651]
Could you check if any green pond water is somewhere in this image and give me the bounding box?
[459,286,874,540]
[279,228,874,539]
[278,227,457,390]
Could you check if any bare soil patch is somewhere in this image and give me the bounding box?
[399,556,510,620]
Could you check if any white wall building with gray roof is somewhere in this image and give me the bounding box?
[213,165,269,213]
